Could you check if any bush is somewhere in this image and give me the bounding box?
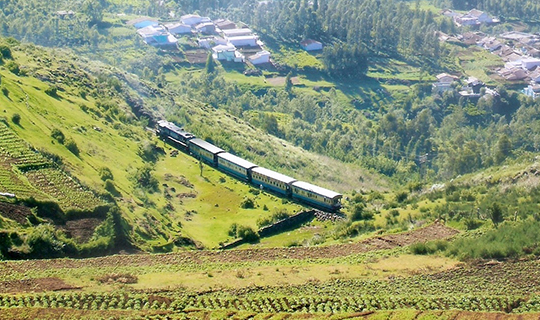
[51,128,65,144]
[236,225,259,242]
[241,198,255,209]
[6,61,19,75]
[11,113,20,125]
[104,179,120,196]
[410,240,448,255]
[99,167,114,181]
[1,86,8,97]
[44,85,58,97]
[0,44,12,59]
[65,138,80,156]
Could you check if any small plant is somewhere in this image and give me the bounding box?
[1,86,6,97]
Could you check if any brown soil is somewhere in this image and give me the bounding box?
[96,273,138,284]
[60,218,103,242]
[266,76,300,86]
[0,202,33,224]
[0,277,81,294]
[0,222,458,273]
[185,49,209,64]
[0,308,167,320]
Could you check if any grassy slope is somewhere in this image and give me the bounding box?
[0,41,391,251]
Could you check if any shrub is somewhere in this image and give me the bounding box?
[11,113,20,125]
[228,223,238,237]
[410,240,448,255]
[51,128,65,144]
[236,225,259,242]
[241,198,255,209]
[44,85,58,97]
[1,86,7,97]
[104,179,120,196]
[6,61,19,75]
[99,167,114,181]
[0,44,12,59]
[65,138,80,156]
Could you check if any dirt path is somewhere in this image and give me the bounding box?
[0,223,458,275]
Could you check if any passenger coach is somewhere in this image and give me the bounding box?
[251,166,297,197]
[217,152,257,181]
[291,181,342,212]
[188,138,224,166]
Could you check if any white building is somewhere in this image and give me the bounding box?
[226,35,259,47]
[180,14,211,26]
[164,23,192,35]
[212,44,244,62]
[300,39,323,51]
[522,58,540,70]
[198,36,227,48]
[248,50,271,65]
[222,28,253,37]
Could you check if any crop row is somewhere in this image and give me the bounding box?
[0,124,48,167]
[0,293,530,313]
[24,168,102,210]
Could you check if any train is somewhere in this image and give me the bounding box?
[157,120,342,212]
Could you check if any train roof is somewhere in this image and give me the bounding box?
[218,152,258,170]
[158,120,195,139]
[251,166,297,184]
[189,138,225,154]
[291,181,342,199]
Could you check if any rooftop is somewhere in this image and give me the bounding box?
[218,153,258,169]
[251,167,297,184]
[292,181,342,199]
[189,138,224,154]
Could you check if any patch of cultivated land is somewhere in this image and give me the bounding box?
[0,223,457,273]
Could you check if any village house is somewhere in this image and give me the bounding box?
[180,14,211,27]
[195,22,216,34]
[529,69,540,83]
[222,28,253,37]
[523,85,540,99]
[164,22,192,35]
[432,73,459,93]
[212,44,244,62]
[499,68,528,81]
[248,50,271,65]
[214,19,236,30]
[454,9,493,26]
[226,35,259,47]
[137,25,177,47]
[478,36,502,52]
[300,39,323,51]
[521,58,540,70]
[198,36,227,49]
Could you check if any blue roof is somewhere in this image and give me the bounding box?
[134,20,158,29]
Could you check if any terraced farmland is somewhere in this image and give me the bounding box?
[0,121,102,211]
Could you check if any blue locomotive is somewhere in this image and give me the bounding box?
[157,120,342,212]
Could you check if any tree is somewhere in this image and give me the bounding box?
[205,52,215,74]
[495,134,512,164]
[489,203,504,228]
[284,72,293,93]
[11,113,20,125]
[82,0,107,25]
